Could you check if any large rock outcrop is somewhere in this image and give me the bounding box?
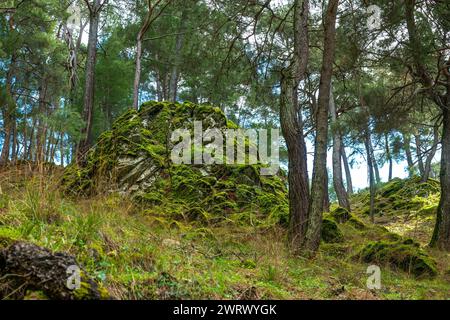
[62,101,288,226]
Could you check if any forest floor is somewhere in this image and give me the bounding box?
[0,168,449,300]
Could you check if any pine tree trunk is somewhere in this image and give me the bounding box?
[422,125,439,182]
[169,8,188,102]
[385,133,393,181]
[304,0,339,254]
[77,0,102,162]
[403,133,415,176]
[280,0,310,254]
[133,1,156,109]
[341,145,353,195]
[368,137,381,184]
[414,134,425,177]
[323,173,330,212]
[0,123,11,165]
[404,0,450,250]
[11,121,17,165]
[430,72,450,250]
[132,37,143,110]
[365,127,376,223]
[36,82,48,167]
[330,87,350,210]
[0,39,16,165]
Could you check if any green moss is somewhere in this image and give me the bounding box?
[73,271,110,300]
[374,226,402,241]
[330,207,351,223]
[418,204,438,216]
[347,216,367,229]
[23,290,48,300]
[321,218,343,243]
[0,226,21,248]
[61,101,290,228]
[359,240,437,278]
[353,177,441,220]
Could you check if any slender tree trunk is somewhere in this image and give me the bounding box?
[329,87,350,210]
[403,133,415,176]
[304,0,339,254]
[341,145,353,195]
[422,125,439,182]
[11,121,17,165]
[169,8,188,102]
[133,37,143,110]
[60,131,65,167]
[385,133,393,181]
[323,172,330,212]
[280,0,310,253]
[77,0,103,162]
[368,137,381,184]
[414,134,425,177]
[0,123,12,165]
[36,82,48,167]
[26,118,36,161]
[365,127,376,223]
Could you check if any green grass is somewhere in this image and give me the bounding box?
[0,173,449,300]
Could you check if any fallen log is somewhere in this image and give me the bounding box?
[0,241,109,300]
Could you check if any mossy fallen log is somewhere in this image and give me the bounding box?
[0,242,110,300]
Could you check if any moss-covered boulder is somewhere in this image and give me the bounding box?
[62,101,289,226]
[358,240,437,278]
[0,242,110,300]
[330,207,351,223]
[354,177,440,218]
[321,218,344,243]
[348,216,367,230]
[329,207,367,230]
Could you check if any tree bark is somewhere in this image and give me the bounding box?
[11,121,17,165]
[430,70,450,250]
[279,0,310,254]
[133,37,143,109]
[36,81,48,167]
[168,8,188,102]
[422,124,439,182]
[368,137,381,184]
[329,87,350,210]
[341,145,353,195]
[385,133,393,181]
[304,0,339,254]
[77,0,105,162]
[0,121,12,165]
[323,172,330,212]
[403,133,415,176]
[365,127,376,223]
[0,15,17,166]
[133,0,155,110]
[414,134,425,177]
[404,0,450,249]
